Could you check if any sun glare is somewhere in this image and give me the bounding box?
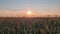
[27,11,32,15]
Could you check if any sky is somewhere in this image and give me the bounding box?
[0,0,60,17]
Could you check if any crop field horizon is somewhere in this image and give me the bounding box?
[0,0,60,34]
[0,17,60,34]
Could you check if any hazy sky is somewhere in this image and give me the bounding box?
[0,0,60,17]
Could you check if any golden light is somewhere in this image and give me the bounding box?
[27,11,32,15]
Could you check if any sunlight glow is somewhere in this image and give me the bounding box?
[27,11,32,15]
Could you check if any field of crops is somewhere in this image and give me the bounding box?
[0,17,60,34]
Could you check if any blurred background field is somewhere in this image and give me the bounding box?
[0,17,60,34]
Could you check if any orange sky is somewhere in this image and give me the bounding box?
[0,9,60,17]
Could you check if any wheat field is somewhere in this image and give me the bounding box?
[0,17,60,34]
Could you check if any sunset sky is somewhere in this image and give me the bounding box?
[0,0,60,17]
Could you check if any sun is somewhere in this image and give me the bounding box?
[27,11,32,15]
